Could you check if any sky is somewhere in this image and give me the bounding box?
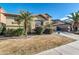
[0,3,79,20]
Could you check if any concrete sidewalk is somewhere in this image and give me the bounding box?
[36,32,79,55]
[59,32,79,40]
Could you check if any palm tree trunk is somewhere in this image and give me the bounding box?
[71,21,74,32]
[73,21,78,32]
[24,20,28,37]
[29,22,32,33]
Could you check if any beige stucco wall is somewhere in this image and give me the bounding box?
[6,16,24,29]
[0,13,6,24]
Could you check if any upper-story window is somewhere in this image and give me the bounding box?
[35,20,43,27]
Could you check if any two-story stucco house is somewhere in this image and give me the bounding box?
[0,7,52,30]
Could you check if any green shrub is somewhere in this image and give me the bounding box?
[5,28,24,36]
[5,29,15,36]
[1,27,6,35]
[0,23,6,35]
[13,28,24,36]
[43,28,53,34]
[35,27,44,35]
[0,26,3,34]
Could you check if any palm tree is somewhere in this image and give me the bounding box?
[67,11,79,32]
[16,11,33,36]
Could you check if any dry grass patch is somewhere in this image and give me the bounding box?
[0,34,75,55]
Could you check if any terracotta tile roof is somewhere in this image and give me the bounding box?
[33,14,51,20]
[52,20,65,26]
[38,14,50,20]
[2,13,19,17]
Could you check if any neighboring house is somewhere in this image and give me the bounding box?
[58,24,71,32]
[51,20,71,32]
[0,7,52,30]
[51,20,64,31]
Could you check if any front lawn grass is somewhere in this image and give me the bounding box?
[0,34,75,55]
